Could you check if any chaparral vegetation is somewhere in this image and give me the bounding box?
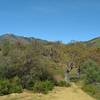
[0,34,100,99]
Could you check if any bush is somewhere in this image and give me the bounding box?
[70,77,79,82]
[9,83,22,93]
[82,84,100,100]
[19,58,54,90]
[9,76,23,93]
[82,84,96,95]
[33,80,54,94]
[0,80,10,95]
[57,80,71,87]
[81,59,100,84]
[0,77,23,96]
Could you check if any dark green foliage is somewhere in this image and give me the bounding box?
[9,77,23,93]
[80,59,100,100]
[82,84,100,100]
[82,84,96,95]
[57,80,66,87]
[0,77,22,95]
[81,59,100,84]
[57,80,71,87]
[70,77,79,82]
[19,58,54,89]
[33,80,54,94]
[0,80,10,95]
[0,66,6,79]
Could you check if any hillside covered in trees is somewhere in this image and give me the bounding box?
[0,34,100,99]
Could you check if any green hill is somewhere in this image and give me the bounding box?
[86,37,100,47]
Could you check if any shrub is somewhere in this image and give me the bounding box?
[0,80,10,95]
[82,84,100,100]
[33,80,54,94]
[9,76,23,93]
[57,80,71,87]
[66,82,71,87]
[0,77,23,96]
[9,83,22,93]
[70,77,79,82]
[82,84,96,95]
[81,59,100,84]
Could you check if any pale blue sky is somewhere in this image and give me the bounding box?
[0,0,100,43]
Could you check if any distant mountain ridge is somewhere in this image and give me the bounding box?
[0,33,100,46]
[0,33,48,45]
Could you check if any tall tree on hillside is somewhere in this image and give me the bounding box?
[64,42,87,82]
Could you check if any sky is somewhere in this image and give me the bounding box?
[0,0,100,43]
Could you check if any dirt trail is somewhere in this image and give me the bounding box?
[0,83,95,100]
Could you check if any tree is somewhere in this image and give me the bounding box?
[64,42,87,82]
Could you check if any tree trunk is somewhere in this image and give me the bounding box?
[64,70,70,83]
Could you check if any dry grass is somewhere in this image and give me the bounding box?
[0,83,96,100]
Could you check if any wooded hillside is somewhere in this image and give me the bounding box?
[0,34,100,99]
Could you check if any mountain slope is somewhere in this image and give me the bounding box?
[0,33,99,100]
[86,37,100,47]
